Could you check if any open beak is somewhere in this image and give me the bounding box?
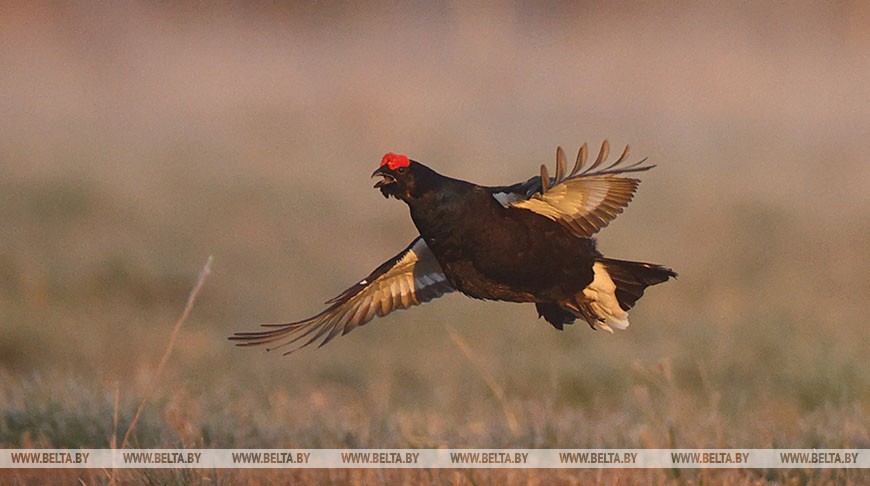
[371,167,396,188]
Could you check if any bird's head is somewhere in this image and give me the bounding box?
[371,152,429,201]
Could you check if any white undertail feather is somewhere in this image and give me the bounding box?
[581,262,629,333]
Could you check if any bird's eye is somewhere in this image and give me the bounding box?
[396,167,407,174]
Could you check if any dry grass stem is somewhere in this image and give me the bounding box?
[120,256,213,450]
[447,326,520,436]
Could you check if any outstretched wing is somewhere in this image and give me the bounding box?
[230,237,454,353]
[490,140,654,238]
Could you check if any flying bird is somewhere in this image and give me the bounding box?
[231,140,676,353]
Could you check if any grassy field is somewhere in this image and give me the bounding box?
[1,3,868,484]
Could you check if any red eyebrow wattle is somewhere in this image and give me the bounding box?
[381,153,410,170]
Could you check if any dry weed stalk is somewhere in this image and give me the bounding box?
[120,256,213,450]
[446,326,520,436]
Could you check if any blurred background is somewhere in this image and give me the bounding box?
[0,1,868,482]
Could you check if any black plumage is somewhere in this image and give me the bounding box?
[230,141,676,353]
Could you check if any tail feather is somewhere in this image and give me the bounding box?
[597,258,677,311]
[537,258,675,332]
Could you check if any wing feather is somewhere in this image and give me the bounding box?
[229,237,454,353]
[570,142,588,176]
[493,140,655,238]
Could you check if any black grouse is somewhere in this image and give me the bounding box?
[231,141,676,353]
